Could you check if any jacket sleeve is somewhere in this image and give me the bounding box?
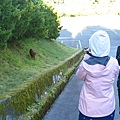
[76,53,91,80]
[76,63,87,80]
[83,52,91,60]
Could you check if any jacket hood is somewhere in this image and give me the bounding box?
[84,56,110,66]
[89,30,110,57]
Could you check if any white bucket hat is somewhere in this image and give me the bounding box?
[89,30,110,57]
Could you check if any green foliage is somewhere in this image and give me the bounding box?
[47,9,60,39]
[24,2,61,39]
[0,0,18,49]
[24,3,48,38]
[0,29,11,49]
[12,1,33,40]
[0,0,61,49]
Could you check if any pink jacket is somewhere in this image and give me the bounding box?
[76,54,119,117]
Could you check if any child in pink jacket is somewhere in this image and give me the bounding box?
[76,30,119,120]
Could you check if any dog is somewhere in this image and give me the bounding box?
[29,49,37,59]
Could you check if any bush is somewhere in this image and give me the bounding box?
[0,0,18,49]
[0,0,61,49]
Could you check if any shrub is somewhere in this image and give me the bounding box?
[0,0,61,49]
[0,0,18,49]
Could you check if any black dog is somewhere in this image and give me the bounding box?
[116,46,120,114]
[29,49,37,59]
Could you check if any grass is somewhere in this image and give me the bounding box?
[0,38,79,94]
